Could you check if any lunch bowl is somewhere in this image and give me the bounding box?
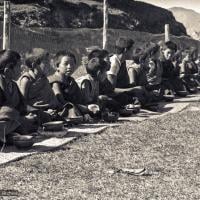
[163,94,174,102]
[119,108,133,117]
[65,116,84,125]
[42,121,64,132]
[102,111,119,123]
[125,104,141,114]
[13,135,34,149]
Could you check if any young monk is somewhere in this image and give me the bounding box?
[18,48,63,123]
[107,37,154,109]
[48,51,84,119]
[159,41,187,97]
[179,48,198,93]
[128,44,164,101]
[76,57,108,109]
[85,48,140,113]
[195,54,200,85]
[127,48,148,87]
[49,51,82,105]
[0,50,38,145]
[19,48,59,109]
[190,48,200,89]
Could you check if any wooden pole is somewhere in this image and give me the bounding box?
[3,1,11,50]
[103,0,108,49]
[165,24,170,42]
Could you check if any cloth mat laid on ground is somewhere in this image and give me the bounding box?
[119,102,189,122]
[0,124,117,166]
[0,93,200,166]
[119,93,200,122]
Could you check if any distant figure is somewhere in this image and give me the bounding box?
[128,44,164,102]
[180,48,199,93]
[159,41,187,98]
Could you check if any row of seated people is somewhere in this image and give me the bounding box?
[0,37,199,148]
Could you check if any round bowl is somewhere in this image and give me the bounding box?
[163,94,174,102]
[42,121,64,132]
[176,91,187,97]
[65,116,83,125]
[13,135,34,149]
[102,112,119,123]
[119,108,133,117]
[125,104,141,114]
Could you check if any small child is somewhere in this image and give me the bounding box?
[48,51,82,105]
[48,50,87,120]
[76,57,116,116]
[159,41,187,97]
[76,57,108,104]
[86,48,138,113]
[19,48,59,110]
[180,49,198,93]
[127,44,164,103]
[127,47,148,88]
[18,48,62,123]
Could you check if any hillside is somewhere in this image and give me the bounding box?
[169,7,200,40]
[0,0,186,36]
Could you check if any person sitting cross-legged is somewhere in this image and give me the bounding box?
[159,41,187,98]
[127,44,164,102]
[0,50,38,146]
[18,48,72,124]
[107,37,158,111]
[48,50,85,120]
[76,57,109,117]
[179,48,199,94]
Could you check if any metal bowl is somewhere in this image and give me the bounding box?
[119,108,133,117]
[65,116,84,125]
[13,135,34,149]
[163,94,174,102]
[42,121,64,132]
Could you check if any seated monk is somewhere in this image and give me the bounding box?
[0,50,38,146]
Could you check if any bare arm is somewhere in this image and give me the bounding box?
[107,74,117,88]
[128,68,137,87]
[19,77,31,100]
[107,56,120,88]
[52,82,66,105]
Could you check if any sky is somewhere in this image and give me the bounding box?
[136,0,200,13]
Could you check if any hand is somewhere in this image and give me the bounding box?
[46,109,56,115]
[25,113,37,120]
[88,104,100,114]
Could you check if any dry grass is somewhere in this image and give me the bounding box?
[0,103,200,199]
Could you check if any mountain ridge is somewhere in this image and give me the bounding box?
[169,7,200,40]
[0,0,187,36]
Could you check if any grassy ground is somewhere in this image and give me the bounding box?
[0,103,200,199]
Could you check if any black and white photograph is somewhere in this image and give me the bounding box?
[0,0,200,199]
